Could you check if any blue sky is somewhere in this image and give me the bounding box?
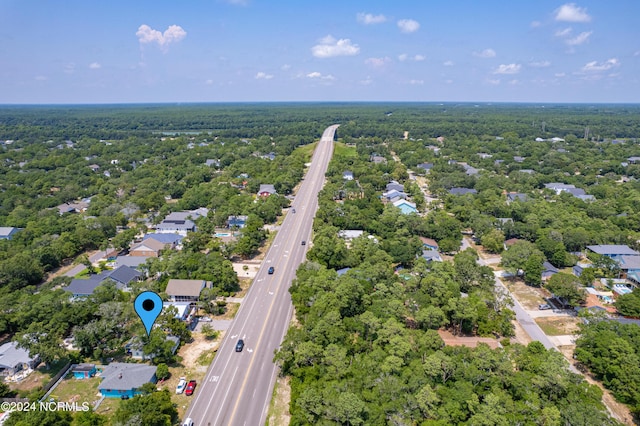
[1,0,638,104]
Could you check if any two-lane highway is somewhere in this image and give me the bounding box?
[184,124,338,425]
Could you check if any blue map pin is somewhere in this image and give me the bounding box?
[134,291,163,337]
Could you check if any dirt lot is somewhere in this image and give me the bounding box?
[266,376,291,426]
[534,316,580,336]
[504,279,550,310]
[160,330,223,419]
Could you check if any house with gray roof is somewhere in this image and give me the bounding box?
[382,189,407,202]
[416,163,433,173]
[542,261,559,281]
[155,219,195,236]
[165,279,206,302]
[586,245,640,261]
[258,184,277,197]
[343,171,354,180]
[506,193,528,203]
[65,266,141,298]
[0,227,21,240]
[98,363,157,398]
[0,341,39,377]
[386,181,404,192]
[205,159,220,167]
[449,187,477,195]
[421,250,443,263]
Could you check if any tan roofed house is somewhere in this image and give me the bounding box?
[165,279,206,302]
[129,238,165,257]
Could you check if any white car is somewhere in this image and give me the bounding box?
[176,377,187,394]
[182,418,194,426]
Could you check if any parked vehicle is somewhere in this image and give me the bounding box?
[538,303,551,310]
[176,377,187,394]
[185,380,197,396]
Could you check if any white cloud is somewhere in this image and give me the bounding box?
[398,53,425,62]
[508,79,520,85]
[555,72,566,77]
[566,31,592,46]
[306,71,335,80]
[255,72,274,80]
[530,21,542,28]
[409,79,424,85]
[529,60,551,68]
[487,79,501,85]
[555,27,572,37]
[581,58,619,72]
[494,63,521,74]
[35,75,48,81]
[473,48,496,58]
[205,79,214,85]
[365,57,391,68]
[397,19,420,33]
[443,60,454,66]
[281,64,291,71]
[357,12,386,25]
[555,3,592,23]
[311,35,360,58]
[64,63,75,74]
[136,24,187,51]
[359,76,374,85]
[89,62,101,69]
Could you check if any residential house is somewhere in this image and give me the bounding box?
[392,199,417,215]
[155,220,195,236]
[386,181,404,193]
[618,255,640,279]
[506,193,528,203]
[107,265,142,287]
[586,245,640,261]
[478,153,493,159]
[544,183,594,201]
[416,163,433,173]
[165,279,206,303]
[449,187,477,195]
[257,184,277,197]
[518,169,535,174]
[343,171,354,181]
[126,335,180,361]
[420,237,439,251]
[370,155,387,164]
[503,238,523,250]
[88,164,100,172]
[627,156,640,164]
[130,239,166,257]
[542,261,559,281]
[573,261,594,278]
[72,363,97,379]
[114,256,149,269]
[0,227,21,240]
[65,266,141,298]
[163,302,193,322]
[97,363,157,398]
[142,233,183,248]
[421,250,443,263]
[382,189,407,202]
[226,215,248,229]
[336,267,351,277]
[338,230,364,240]
[205,159,220,167]
[513,156,525,163]
[0,341,39,377]
[56,199,90,215]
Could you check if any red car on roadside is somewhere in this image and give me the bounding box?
[185,380,197,396]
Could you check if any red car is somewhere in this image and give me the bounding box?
[185,380,197,396]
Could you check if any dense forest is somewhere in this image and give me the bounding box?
[1,103,639,424]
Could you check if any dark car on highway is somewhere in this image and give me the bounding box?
[268,266,274,274]
[235,339,245,352]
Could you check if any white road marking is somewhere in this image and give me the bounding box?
[210,375,219,382]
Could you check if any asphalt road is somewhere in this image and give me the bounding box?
[184,125,338,426]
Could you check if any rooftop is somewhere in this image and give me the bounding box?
[98,363,157,391]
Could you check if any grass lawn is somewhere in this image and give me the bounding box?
[49,373,102,407]
[266,375,291,426]
[535,317,580,336]
[334,142,357,158]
